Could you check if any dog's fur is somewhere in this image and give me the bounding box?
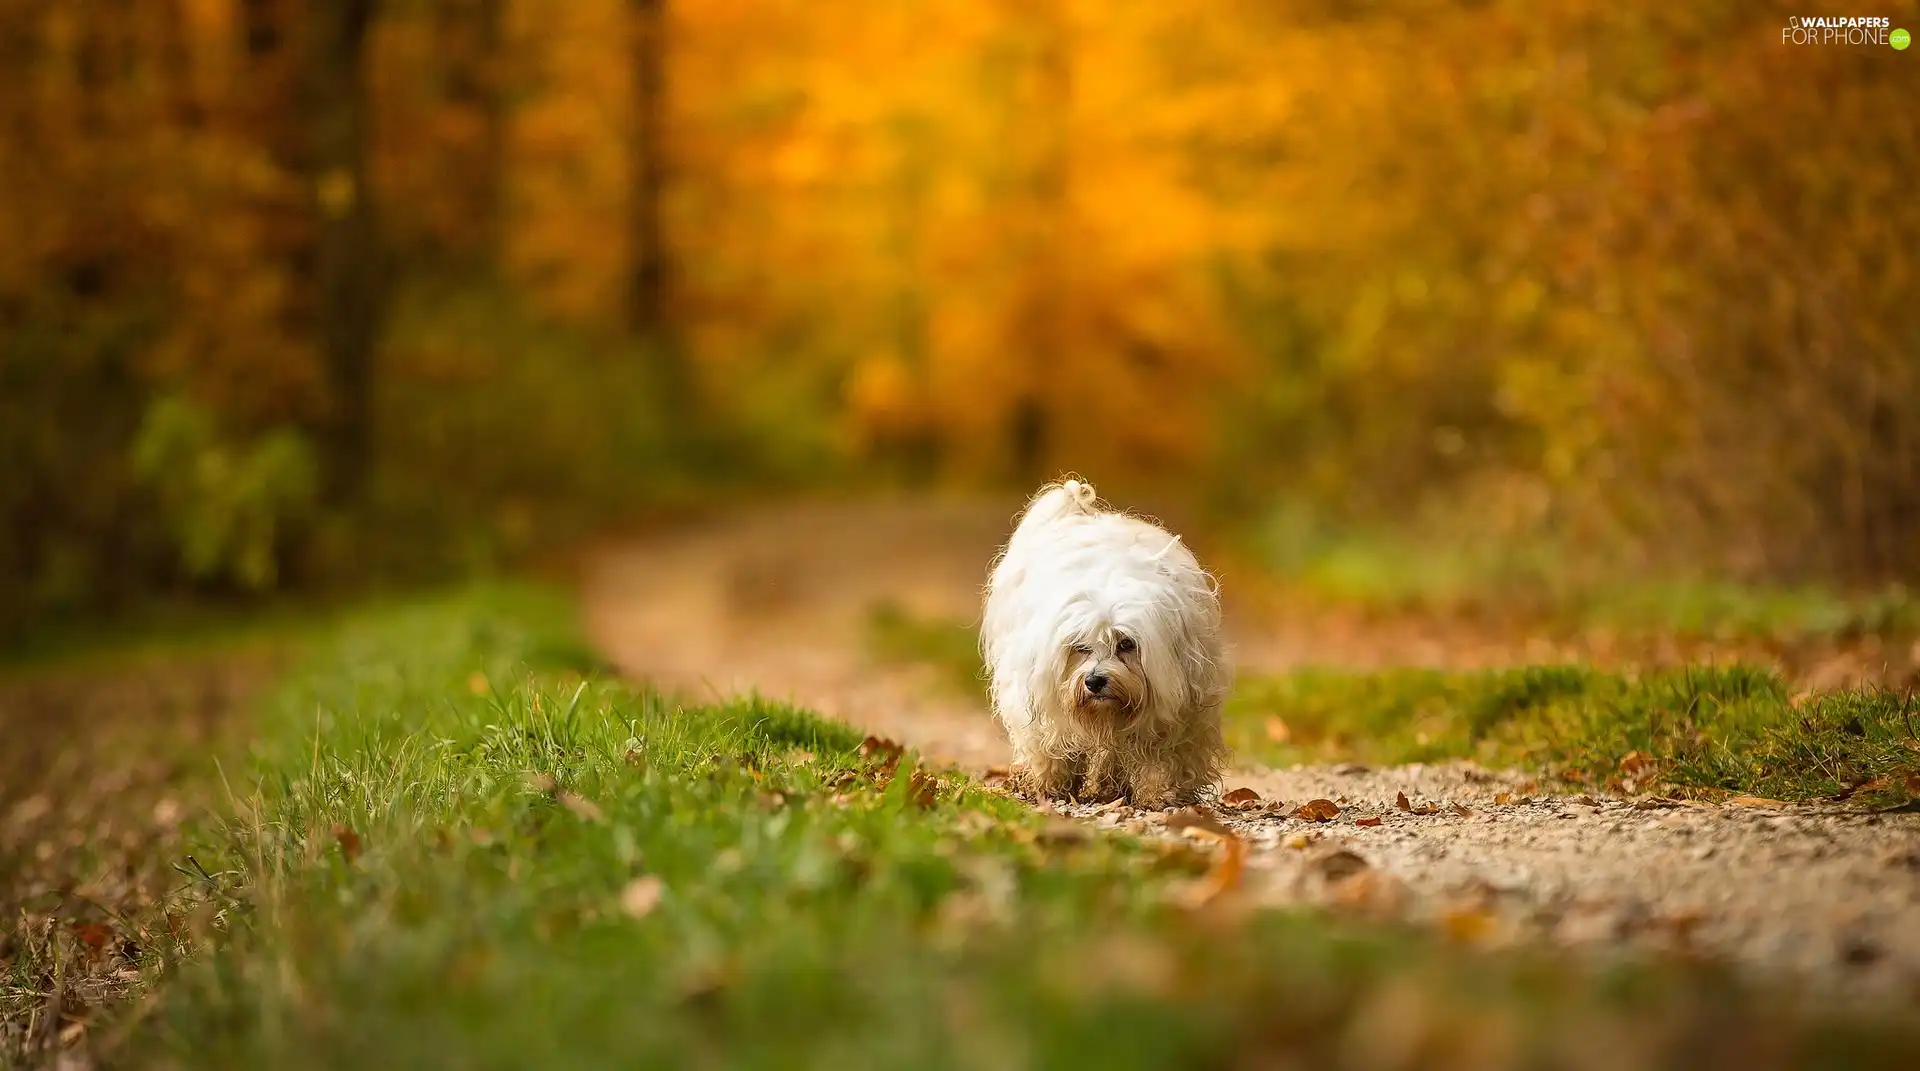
[981,479,1230,808]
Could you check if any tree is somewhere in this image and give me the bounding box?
[236,0,388,499]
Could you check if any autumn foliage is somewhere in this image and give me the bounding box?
[2,0,1915,635]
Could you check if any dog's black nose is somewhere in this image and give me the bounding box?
[1085,673,1108,694]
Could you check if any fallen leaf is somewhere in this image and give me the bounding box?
[1618,751,1650,776]
[1411,801,1439,816]
[1449,801,1473,817]
[907,770,938,809]
[1175,832,1245,909]
[1166,807,1232,835]
[860,736,905,762]
[1312,848,1370,882]
[332,823,362,861]
[1221,787,1262,807]
[1395,791,1412,812]
[1292,798,1340,822]
[560,792,605,823]
[1264,716,1291,743]
[1355,816,1383,827]
[72,921,112,953]
[1725,795,1788,809]
[621,876,665,919]
[1493,792,1513,805]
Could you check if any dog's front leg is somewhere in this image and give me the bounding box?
[1013,752,1079,801]
[1126,763,1176,810]
[1079,750,1125,803]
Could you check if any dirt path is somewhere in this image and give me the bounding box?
[582,497,1920,998]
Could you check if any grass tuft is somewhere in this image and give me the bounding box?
[1229,665,1920,804]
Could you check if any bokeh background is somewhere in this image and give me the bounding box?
[4,0,1916,642]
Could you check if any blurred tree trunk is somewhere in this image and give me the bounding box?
[237,0,388,500]
[1009,0,1072,484]
[434,0,507,263]
[626,0,680,396]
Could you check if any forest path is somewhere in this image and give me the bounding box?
[582,496,1920,997]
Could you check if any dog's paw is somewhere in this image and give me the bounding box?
[1126,766,1177,811]
[1077,754,1126,804]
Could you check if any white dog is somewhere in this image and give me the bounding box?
[981,479,1231,808]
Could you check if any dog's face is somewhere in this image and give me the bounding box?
[1062,629,1148,727]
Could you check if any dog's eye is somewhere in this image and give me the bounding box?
[1115,636,1137,654]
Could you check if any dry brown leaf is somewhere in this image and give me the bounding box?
[621,876,665,919]
[1355,816,1383,827]
[1312,848,1370,882]
[907,770,938,809]
[1726,795,1788,808]
[1618,751,1650,776]
[1166,807,1232,835]
[860,736,905,761]
[560,792,605,823]
[331,823,362,861]
[1221,787,1262,807]
[1292,798,1340,822]
[1395,791,1412,812]
[1411,801,1439,815]
[1493,792,1513,805]
[1449,801,1473,817]
[72,921,112,953]
[1175,831,1245,909]
[1264,716,1291,743]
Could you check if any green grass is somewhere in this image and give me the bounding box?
[858,607,1920,806]
[82,585,1916,1068]
[1248,506,1920,642]
[1228,665,1920,804]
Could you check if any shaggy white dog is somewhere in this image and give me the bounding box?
[982,479,1231,808]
